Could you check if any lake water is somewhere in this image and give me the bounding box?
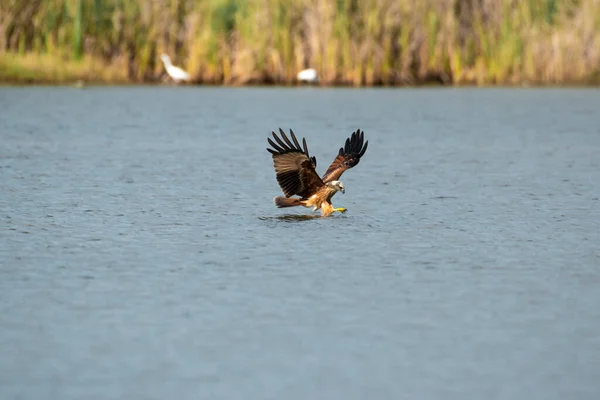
[1,86,599,400]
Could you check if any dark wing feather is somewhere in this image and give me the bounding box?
[301,137,317,168]
[322,129,369,183]
[266,128,324,198]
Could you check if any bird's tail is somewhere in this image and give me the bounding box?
[273,196,303,208]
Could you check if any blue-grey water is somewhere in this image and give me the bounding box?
[1,86,599,400]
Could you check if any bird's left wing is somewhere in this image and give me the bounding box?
[322,129,368,183]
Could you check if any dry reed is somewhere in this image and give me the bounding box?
[0,0,598,85]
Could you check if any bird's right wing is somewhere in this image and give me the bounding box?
[267,128,324,198]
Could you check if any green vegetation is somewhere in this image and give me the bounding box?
[0,0,598,86]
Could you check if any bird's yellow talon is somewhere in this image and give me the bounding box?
[335,207,347,213]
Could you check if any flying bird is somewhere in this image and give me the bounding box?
[160,54,190,83]
[267,128,368,217]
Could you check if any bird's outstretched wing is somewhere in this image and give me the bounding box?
[267,128,324,198]
[322,129,368,183]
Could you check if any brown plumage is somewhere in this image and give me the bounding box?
[267,128,368,216]
[322,129,369,182]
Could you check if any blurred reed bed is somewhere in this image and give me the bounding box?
[0,0,598,85]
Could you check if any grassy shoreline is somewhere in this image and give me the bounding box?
[0,53,128,85]
[2,52,598,87]
[1,0,599,87]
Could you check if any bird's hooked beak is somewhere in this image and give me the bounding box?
[340,187,345,194]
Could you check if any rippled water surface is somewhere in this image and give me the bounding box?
[1,86,599,400]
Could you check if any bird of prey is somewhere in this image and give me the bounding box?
[267,128,368,217]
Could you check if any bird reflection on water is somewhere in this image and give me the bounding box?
[258,214,346,222]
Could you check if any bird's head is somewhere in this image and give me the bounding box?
[160,54,171,65]
[327,180,345,194]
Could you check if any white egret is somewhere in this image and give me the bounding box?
[160,54,190,83]
[297,68,318,84]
